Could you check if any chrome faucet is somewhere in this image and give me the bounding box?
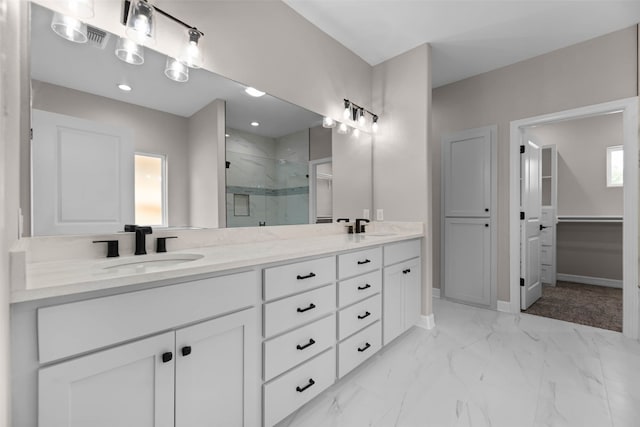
[124,225,153,255]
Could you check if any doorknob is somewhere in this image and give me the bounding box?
[539,225,550,231]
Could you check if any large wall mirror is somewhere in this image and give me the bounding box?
[25,2,373,236]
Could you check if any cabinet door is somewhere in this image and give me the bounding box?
[383,264,404,345]
[175,308,257,427]
[39,332,175,427]
[402,258,421,329]
[444,218,491,306]
[443,128,491,217]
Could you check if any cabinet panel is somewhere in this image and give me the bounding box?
[338,247,381,279]
[338,321,381,378]
[444,218,491,306]
[338,269,381,308]
[403,258,421,328]
[175,308,257,427]
[263,256,336,301]
[338,294,381,340]
[263,284,335,338]
[39,332,175,427]
[383,264,404,345]
[383,239,420,266]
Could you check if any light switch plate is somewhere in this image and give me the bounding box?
[363,209,370,220]
[376,209,384,221]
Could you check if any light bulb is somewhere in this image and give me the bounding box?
[51,13,87,43]
[343,100,351,119]
[358,109,366,126]
[322,117,336,128]
[164,57,189,82]
[179,28,203,69]
[337,123,349,135]
[126,0,155,46]
[372,116,379,133]
[115,37,144,65]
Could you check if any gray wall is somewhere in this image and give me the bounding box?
[529,113,623,217]
[432,26,638,301]
[32,80,191,228]
[332,129,372,222]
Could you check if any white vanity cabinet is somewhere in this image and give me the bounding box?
[383,240,421,345]
[36,271,259,427]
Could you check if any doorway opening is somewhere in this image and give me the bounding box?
[510,98,638,338]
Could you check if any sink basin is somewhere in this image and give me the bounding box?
[100,253,204,273]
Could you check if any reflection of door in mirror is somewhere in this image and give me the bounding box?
[309,160,333,224]
[31,109,134,235]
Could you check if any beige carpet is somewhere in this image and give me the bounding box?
[522,281,622,332]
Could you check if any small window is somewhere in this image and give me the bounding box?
[606,145,623,187]
[135,153,167,226]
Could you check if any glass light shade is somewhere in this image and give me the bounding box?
[343,105,351,119]
[353,128,360,138]
[67,0,94,19]
[51,12,88,43]
[179,28,203,69]
[371,121,379,133]
[358,109,366,126]
[164,57,189,82]
[337,123,349,135]
[126,0,155,46]
[115,37,144,65]
[322,117,336,128]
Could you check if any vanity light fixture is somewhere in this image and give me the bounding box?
[357,108,366,126]
[245,87,266,98]
[117,83,132,91]
[164,57,189,82]
[125,0,155,45]
[115,36,144,65]
[342,98,380,133]
[337,122,349,135]
[251,122,260,127]
[179,27,204,69]
[343,100,351,119]
[322,117,336,128]
[51,12,88,43]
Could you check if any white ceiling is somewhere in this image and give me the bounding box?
[283,0,640,88]
[31,4,322,138]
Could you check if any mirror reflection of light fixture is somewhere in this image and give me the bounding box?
[353,128,360,138]
[125,0,155,46]
[179,27,203,69]
[51,12,88,43]
[67,0,94,19]
[164,57,189,82]
[322,117,336,128]
[337,123,349,135]
[343,100,351,119]
[115,36,144,65]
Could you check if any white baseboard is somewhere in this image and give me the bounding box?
[432,287,440,298]
[497,300,512,313]
[416,314,436,330]
[557,273,622,289]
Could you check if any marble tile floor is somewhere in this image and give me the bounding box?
[277,299,640,427]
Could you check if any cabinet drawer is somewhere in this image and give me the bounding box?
[338,294,381,340]
[384,239,420,266]
[338,321,381,378]
[338,270,381,308]
[38,271,257,364]
[263,285,336,338]
[263,315,335,382]
[264,256,336,301]
[263,349,336,427]
[338,247,381,279]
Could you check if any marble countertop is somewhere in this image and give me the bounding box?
[11,228,423,303]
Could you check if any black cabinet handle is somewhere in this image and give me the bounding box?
[357,259,371,265]
[402,269,411,274]
[485,224,489,227]
[357,283,371,291]
[181,346,192,357]
[357,342,371,352]
[297,303,316,313]
[296,378,316,393]
[161,352,173,363]
[297,272,316,280]
[357,311,371,320]
[540,224,550,230]
[296,338,316,350]
[485,208,489,212]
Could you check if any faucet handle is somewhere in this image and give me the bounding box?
[93,240,119,258]
[124,224,137,232]
[156,236,177,253]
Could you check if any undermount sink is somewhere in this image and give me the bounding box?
[100,253,204,273]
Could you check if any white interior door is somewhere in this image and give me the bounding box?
[31,109,134,235]
[521,134,543,309]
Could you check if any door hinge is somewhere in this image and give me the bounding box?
[520,278,525,287]
[520,145,525,154]
[520,212,525,220]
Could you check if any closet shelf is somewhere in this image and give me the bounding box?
[557,216,622,223]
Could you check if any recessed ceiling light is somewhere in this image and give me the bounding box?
[117,83,132,92]
[251,122,260,127]
[245,87,265,97]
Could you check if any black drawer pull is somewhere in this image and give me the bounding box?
[296,378,316,393]
[297,303,316,313]
[161,352,173,363]
[357,259,371,265]
[181,346,192,357]
[357,311,371,320]
[297,272,316,280]
[357,284,371,291]
[357,342,371,352]
[402,269,411,274]
[296,338,316,350]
